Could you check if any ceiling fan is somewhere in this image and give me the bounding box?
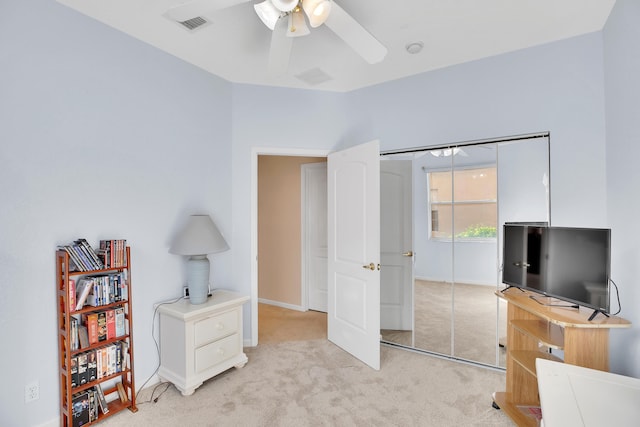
[164,0,388,76]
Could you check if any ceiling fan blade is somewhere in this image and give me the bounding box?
[324,2,387,64]
[165,0,250,22]
[268,17,294,77]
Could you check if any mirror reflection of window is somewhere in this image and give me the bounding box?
[428,167,497,240]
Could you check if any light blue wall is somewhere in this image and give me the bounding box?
[0,1,233,425]
[345,33,608,228]
[604,0,640,378]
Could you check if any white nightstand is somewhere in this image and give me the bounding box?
[157,290,249,396]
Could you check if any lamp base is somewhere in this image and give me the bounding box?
[186,255,210,304]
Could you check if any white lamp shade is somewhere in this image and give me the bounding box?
[287,9,310,37]
[271,0,298,12]
[254,0,281,30]
[302,0,332,28]
[169,215,229,256]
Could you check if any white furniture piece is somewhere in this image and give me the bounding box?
[536,358,640,427]
[158,290,249,395]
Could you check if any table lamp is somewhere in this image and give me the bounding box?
[169,214,229,304]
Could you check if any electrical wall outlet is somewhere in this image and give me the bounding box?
[182,286,212,299]
[25,381,39,403]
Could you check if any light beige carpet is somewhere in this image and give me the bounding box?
[258,303,327,344]
[382,281,507,367]
[100,339,512,426]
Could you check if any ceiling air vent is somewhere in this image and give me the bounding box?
[179,16,209,31]
[295,68,333,86]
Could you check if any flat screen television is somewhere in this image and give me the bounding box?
[503,224,611,315]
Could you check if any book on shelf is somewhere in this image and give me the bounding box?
[98,240,111,269]
[117,272,128,302]
[94,384,109,415]
[70,317,79,351]
[121,341,130,370]
[114,307,125,337]
[108,344,117,376]
[106,309,116,340]
[59,239,105,272]
[86,276,104,307]
[87,388,98,422]
[80,273,126,308]
[114,274,123,302]
[77,353,88,386]
[70,356,78,388]
[68,279,76,312]
[116,382,128,403]
[85,281,100,307]
[98,239,127,269]
[84,313,99,345]
[75,279,94,311]
[87,350,97,382]
[71,391,90,427]
[73,241,95,270]
[58,245,84,272]
[115,341,122,373]
[99,347,108,379]
[77,325,89,350]
[97,312,107,342]
[103,275,111,304]
[75,238,104,270]
[96,348,102,381]
[71,244,94,271]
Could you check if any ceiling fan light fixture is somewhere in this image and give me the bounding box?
[302,0,332,28]
[271,0,299,13]
[254,1,282,31]
[287,9,310,37]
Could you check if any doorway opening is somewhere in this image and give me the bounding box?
[254,150,328,345]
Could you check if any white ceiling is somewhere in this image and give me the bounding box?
[56,0,616,92]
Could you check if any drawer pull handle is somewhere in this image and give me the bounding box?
[217,348,225,355]
[216,323,224,330]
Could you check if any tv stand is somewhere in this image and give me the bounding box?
[527,294,579,309]
[588,308,610,321]
[493,288,631,427]
[500,285,525,293]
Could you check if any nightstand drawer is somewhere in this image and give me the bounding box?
[194,309,238,347]
[195,333,239,373]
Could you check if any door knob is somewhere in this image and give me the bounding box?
[362,263,376,271]
[402,251,414,257]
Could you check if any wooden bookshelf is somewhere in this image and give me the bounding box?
[56,244,137,426]
[493,287,631,426]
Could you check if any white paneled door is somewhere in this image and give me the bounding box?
[380,159,413,331]
[327,140,380,370]
[302,162,328,313]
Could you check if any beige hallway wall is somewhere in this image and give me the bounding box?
[258,155,326,306]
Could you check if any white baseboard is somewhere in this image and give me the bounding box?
[414,276,496,287]
[258,298,305,312]
[36,419,57,427]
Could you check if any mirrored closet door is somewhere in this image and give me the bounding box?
[380,134,550,368]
